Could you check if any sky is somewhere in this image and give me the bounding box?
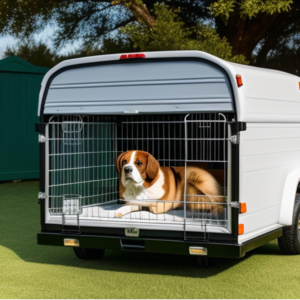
[0,35,18,57]
[0,26,78,59]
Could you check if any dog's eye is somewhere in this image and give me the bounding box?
[122,160,127,165]
[136,160,142,166]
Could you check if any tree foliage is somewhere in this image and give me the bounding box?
[257,32,300,75]
[210,0,293,20]
[0,0,299,73]
[4,41,58,67]
[124,5,247,63]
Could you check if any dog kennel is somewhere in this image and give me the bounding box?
[36,51,300,262]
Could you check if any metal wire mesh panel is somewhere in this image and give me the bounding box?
[47,115,118,214]
[185,113,227,162]
[184,113,228,227]
[46,113,229,231]
[117,114,227,164]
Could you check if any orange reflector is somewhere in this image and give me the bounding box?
[236,75,243,87]
[238,224,244,235]
[299,82,300,90]
[240,203,247,214]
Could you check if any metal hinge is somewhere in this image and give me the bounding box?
[124,110,139,114]
[38,134,46,143]
[38,192,46,199]
[229,133,240,144]
[230,201,240,208]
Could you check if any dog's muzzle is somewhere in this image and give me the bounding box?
[124,166,133,179]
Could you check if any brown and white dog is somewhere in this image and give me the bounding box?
[114,150,224,218]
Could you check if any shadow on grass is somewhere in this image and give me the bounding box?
[0,180,281,278]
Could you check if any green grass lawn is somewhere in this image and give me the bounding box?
[1,180,300,299]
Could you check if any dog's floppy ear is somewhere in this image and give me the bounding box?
[146,153,160,180]
[116,151,128,174]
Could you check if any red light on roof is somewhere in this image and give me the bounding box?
[120,53,146,59]
[236,75,243,87]
[129,53,145,58]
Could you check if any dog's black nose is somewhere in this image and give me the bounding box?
[124,167,133,174]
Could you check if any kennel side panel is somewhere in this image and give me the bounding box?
[238,123,300,243]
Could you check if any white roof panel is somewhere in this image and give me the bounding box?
[38,51,300,122]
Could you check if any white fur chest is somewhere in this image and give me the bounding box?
[121,170,165,207]
[123,181,149,200]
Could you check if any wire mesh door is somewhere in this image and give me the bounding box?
[47,115,118,227]
[183,113,228,239]
[115,113,229,232]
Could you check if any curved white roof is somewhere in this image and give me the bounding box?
[38,50,300,122]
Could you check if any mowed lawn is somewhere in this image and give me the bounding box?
[1,181,300,299]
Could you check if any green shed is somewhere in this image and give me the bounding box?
[0,56,50,181]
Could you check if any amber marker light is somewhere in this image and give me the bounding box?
[189,247,208,256]
[64,238,80,247]
[240,203,247,214]
[298,82,300,90]
[238,224,244,235]
[236,75,243,87]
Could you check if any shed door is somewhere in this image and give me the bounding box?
[43,60,234,115]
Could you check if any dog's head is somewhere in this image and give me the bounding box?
[116,150,160,186]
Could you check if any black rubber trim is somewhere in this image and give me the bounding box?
[228,121,246,135]
[35,123,46,135]
[243,228,282,253]
[39,141,46,228]
[229,123,240,240]
[227,121,247,239]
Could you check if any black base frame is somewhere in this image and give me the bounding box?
[37,228,282,259]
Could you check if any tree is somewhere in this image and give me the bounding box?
[4,41,58,67]
[0,0,299,72]
[210,0,297,61]
[257,33,300,75]
[123,4,247,63]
